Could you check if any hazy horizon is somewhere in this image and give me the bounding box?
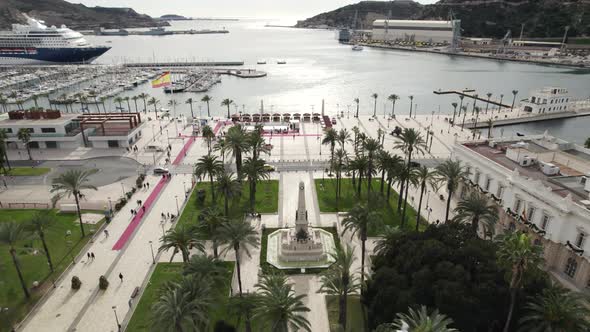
[71,0,438,21]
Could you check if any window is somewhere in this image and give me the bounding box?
[564,257,578,278]
[45,141,57,149]
[4,128,12,133]
[496,185,504,199]
[514,199,522,214]
[28,141,39,149]
[484,177,491,191]
[527,206,536,222]
[575,232,586,248]
[540,214,550,230]
[41,128,56,133]
[107,140,119,148]
[474,171,480,185]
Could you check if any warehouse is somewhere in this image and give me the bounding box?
[371,20,460,44]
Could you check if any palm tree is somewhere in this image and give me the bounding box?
[114,96,124,112]
[363,138,381,194]
[518,285,590,332]
[201,124,215,155]
[221,98,233,119]
[185,98,195,118]
[371,93,378,117]
[201,95,212,117]
[458,95,465,117]
[167,99,178,111]
[217,171,241,217]
[453,192,498,236]
[99,96,108,113]
[341,203,382,295]
[242,157,272,212]
[26,210,55,272]
[148,97,160,118]
[451,102,458,126]
[434,159,469,222]
[200,207,225,258]
[228,295,256,332]
[394,128,426,224]
[218,219,259,295]
[50,169,98,237]
[138,93,149,113]
[409,95,414,118]
[151,275,212,332]
[222,125,250,176]
[124,96,131,113]
[0,222,30,299]
[413,166,436,231]
[487,118,494,139]
[387,305,457,332]
[332,149,348,207]
[131,95,139,112]
[385,154,404,202]
[194,155,224,203]
[336,128,351,150]
[388,94,399,118]
[0,129,12,170]
[247,126,271,161]
[374,225,401,256]
[349,155,368,195]
[254,273,311,332]
[485,92,492,114]
[354,98,360,118]
[322,128,338,173]
[17,128,32,160]
[376,150,392,194]
[497,231,544,332]
[183,255,229,287]
[318,244,360,332]
[511,90,519,112]
[159,225,205,263]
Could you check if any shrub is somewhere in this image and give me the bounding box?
[99,275,109,290]
[135,174,146,188]
[71,276,82,290]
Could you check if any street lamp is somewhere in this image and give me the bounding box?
[175,195,179,215]
[152,124,156,141]
[149,241,155,264]
[107,197,113,214]
[112,306,121,332]
[65,230,75,264]
[120,183,126,197]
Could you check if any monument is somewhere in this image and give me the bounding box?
[266,181,336,269]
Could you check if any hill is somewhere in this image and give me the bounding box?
[0,0,168,30]
[296,0,590,38]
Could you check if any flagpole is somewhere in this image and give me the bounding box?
[171,72,178,136]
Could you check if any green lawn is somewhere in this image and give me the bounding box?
[1,167,51,176]
[178,180,279,229]
[315,178,426,236]
[0,209,102,332]
[126,262,234,332]
[326,295,367,332]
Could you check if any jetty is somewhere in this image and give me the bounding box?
[433,89,511,108]
[464,110,590,129]
[124,61,244,68]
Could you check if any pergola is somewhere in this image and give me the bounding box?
[76,112,142,146]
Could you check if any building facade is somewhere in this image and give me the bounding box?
[371,20,459,44]
[520,87,571,114]
[453,134,590,291]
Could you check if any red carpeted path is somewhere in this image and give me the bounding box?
[111,120,228,250]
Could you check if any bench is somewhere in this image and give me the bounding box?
[130,286,140,299]
[59,204,78,213]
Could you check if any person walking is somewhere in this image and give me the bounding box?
[104,229,109,238]
[119,273,123,282]
[142,206,146,213]
[91,252,95,260]
[87,252,91,260]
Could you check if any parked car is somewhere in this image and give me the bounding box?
[145,145,164,152]
[153,167,170,174]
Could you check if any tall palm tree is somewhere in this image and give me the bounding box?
[99,96,108,113]
[434,159,469,222]
[349,155,368,195]
[388,94,399,118]
[385,154,404,202]
[217,171,242,217]
[183,255,229,287]
[337,128,351,150]
[396,163,411,213]
[114,96,124,112]
[485,92,492,114]
[218,219,259,295]
[497,231,544,332]
[376,150,392,194]
[159,225,205,263]
[354,98,360,118]
[341,203,382,295]
[201,95,212,117]
[318,244,360,332]
[322,128,338,173]
[50,169,98,237]
[254,273,311,332]
[124,96,131,113]
[374,225,401,257]
[458,95,465,117]
[371,93,378,117]
[213,139,227,163]
[413,166,436,231]
[409,95,414,118]
[472,107,481,139]
[453,191,498,235]
[363,138,381,195]
[200,207,225,258]
[17,128,32,160]
[138,92,149,113]
[0,222,30,299]
[0,129,11,170]
[26,210,55,272]
[487,118,494,139]
[451,102,458,126]
[222,125,250,176]
[148,97,160,118]
[518,285,590,332]
[131,95,139,112]
[394,128,426,223]
[194,155,224,203]
[201,124,215,155]
[387,305,457,332]
[151,275,212,332]
[332,149,348,207]
[221,98,233,119]
[242,157,272,212]
[247,126,270,161]
[185,98,195,118]
[228,295,256,332]
[511,90,519,112]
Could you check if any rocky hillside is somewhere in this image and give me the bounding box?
[296,0,590,38]
[0,0,168,30]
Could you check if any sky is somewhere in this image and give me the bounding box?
[71,0,438,20]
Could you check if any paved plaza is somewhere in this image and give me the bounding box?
[12,112,465,332]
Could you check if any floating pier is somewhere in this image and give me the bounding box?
[433,89,511,108]
[124,61,244,68]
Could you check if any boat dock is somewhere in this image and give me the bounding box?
[465,110,590,129]
[433,89,511,108]
[124,61,244,68]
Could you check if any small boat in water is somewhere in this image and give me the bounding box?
[257,60,266,65]
[351,45,363,51]
[277,60,286,64]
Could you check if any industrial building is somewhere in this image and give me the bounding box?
[371,19,460,44]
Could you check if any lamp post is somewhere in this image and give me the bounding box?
[175,195,179,215]
[1,307,10,331]
[65,230,74,264]
[149,241,155,264]
[166,129,170,145]
[112,306,121,332]
[108,197,113,214]
[120,183,126,197]
[183,181,187,194]
[152,124,155,141]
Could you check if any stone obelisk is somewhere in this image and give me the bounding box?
[295,181,308,235]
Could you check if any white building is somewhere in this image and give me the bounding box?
[453,134,590,291]
[520,87,571,114]
[371,20,459,44]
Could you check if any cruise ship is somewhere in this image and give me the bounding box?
[0,15,110,65]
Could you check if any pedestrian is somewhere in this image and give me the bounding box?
[137,199,141,205]
[87,252,91,260]
[91,252,95,260]
[104,229,109,238]
[130,208,134,215]
[167,212,170,219]
[119,273,123,282]
[161,212,165,219]
[142,206,146,213]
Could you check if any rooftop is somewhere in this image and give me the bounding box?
[0,113,78,126]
